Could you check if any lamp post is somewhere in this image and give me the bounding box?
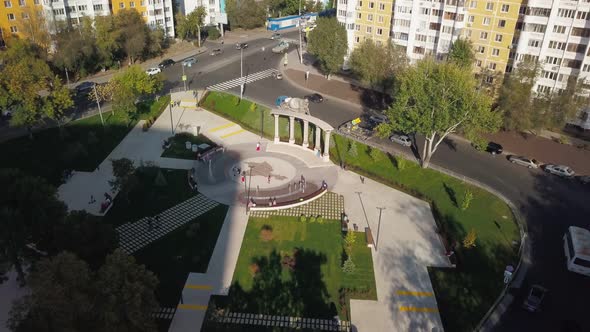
[376,207,385,251]
[298,0,303,64]
[92,84,105,127]
[240,47,244,99]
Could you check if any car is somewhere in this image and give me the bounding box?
[522,285,547,312]
[210,48,223,56]
[304,93,323,103]
[182,57,196,66]
[270,33,281,39]
[577,175,590,185]
[485,142,503,155]
[369,114,389,125]
[389,133,412,147]
[158,59,175,68]
[544,164,575,178]
[272,72,283,80]
[75,81,95,94]
[145,67,161,76]
[235,43,248,50]
[508,155,539,169]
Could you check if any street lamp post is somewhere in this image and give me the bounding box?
[376,207,385,251]
[298,0,303,64]
[240,47,244,99]
[168,89,174,135]
[92,84,105,127]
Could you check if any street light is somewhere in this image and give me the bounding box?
[92,84,105,127]
[298,0,303,64]
[240,47,244,99]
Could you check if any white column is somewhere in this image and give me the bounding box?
[323,130,331,162]
[314,126,322,153]
[302,120,309,148]
[289,116,295,144]
[274,114,280,143]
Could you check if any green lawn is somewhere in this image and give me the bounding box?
[0,95,170,185]
[225,216,376,320]
[200,91,316,147]
[330,135,520,332]
[134,204,229,306]
[161,132,217,160]
[104,167,195,227]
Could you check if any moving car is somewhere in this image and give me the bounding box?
[522,285,547,312]
[272,72,283,80]
[235,43,248,50]
[158,59,175,68]
[210,48,223,56]
[145,67,161,76]
[485,142,503,155]
[544,164,575,178]
[508,155,539,169]
[304,93,324,103]
[270,33,281,39]
[389,133,412,147]
[76,81,95,94]
[182,57,197,66]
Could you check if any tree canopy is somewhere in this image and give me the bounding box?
[307,17,348,78]
[176,7,207,46]
[109,65,163,117]
[497,58,539,132]
[379,60,500,168]
[448,38,476,68]
[225,0,267,29]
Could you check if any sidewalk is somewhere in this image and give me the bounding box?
[282,50,590,175]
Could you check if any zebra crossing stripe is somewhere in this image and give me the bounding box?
[207,69,279,91]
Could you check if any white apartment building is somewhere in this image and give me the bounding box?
[336,0,359,67]
[145,0,175,37]
[42,0,111,32]
[391,0,467,63]
[180,0,222,26]
[513,0,590,94]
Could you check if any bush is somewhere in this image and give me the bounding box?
[142,123,149,131]
[369,147,381,161]
[316,216,324,224]
[299,215,307,223]
[207,26,221,40]
[249,103,257,112]
[461,189,473,211]
[395,156,407,171]
[342,257,356,274]
[309,216,316,223]
[348,141,358,157]
[463,228,477,248]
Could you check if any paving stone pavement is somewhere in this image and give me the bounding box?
[215,312,351,332]
[249,191,344,220]
[116,194,219,254]
[152,307,177,320]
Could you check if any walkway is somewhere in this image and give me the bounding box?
[249,191,344,220]
[213,311,351,331]
[116,194,219,254]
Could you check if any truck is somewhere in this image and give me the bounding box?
[275,96,310,114]
[272,40,290,54]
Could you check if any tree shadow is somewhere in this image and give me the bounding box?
[442,183,458,208]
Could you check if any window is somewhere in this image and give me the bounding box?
[501,4,509,12]
[413,46,425,54]
[393,19,411,27]
[430,22,441,30]
[486,2,493,10]
[357,13,361,19]
[140,0,145,5]
[355,36,360,43]
[355,24,361,31]
[528,39,541,47]
[10,26,17,33]
[485,76,494,84]
[379,3,385,10]
[567,43,586,53]
[483,17,490,25]
[21,12,28,18]
[368,14,373,21]
[366,26,372,33]
[583,64,590,72]
[470,0,477,8]
[542,71,558,80]
[338,9,346,16]
[526,7,551,17]
[347,23,354,29]
[488,62,496,70]
[377,28,383,35]
[130,1,135,7]
[7,13,15,20]
[421,8,430,15]
[545,56,562,65]
[119,2,124,8]
[554,25,566,33]
[78,5,86,10]
[537,85,551,94]
[476,59,482,66]
[433,9,442,16]
[156,19,163,25]
[358,0,362,5]
[53,8,64,14]
[558,8,575,18]
[548,41,566,50]
[571,28,590,37]
[18,0,23,5]
[477,45,485,53]
[480,31,488,39]
[498,20,506,28]
[525,23,546,33]
[492,48,500,56]
[378,15,383,23]
[416,34,427,42]
[577,11,587,20]
[369,1,374,8]
[3,0,11,7]
[397,6,411,13]
[495,34,503,42]
[442,25,452,33]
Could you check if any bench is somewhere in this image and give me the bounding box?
[365,227,374,248]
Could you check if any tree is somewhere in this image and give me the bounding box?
[226,0,267,29]
[344,231,356,254]
[115,9,148,64]
[43,76,75,130]
[448,38,475,68]
[94,15,121,69]
[109,158,137,201]
[463,229,477,249]
[342,257,356,274]
[379,60,500,168]
[542,76,589,130]
[497,58,539,132]
[110,65,163,117]
[177,7,207,46]
[460,189,473,211]
[307,17,348,79]
[52,18,99,79]
[0,169,67,285]
[15,6,51,50]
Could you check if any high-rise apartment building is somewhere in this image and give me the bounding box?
[0,0,43,42]
[336,0,359,58]
[180,0,223,26]
[113,0,175,37]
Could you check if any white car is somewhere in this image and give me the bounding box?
[389,134,412,147]
[544,164,575,178]
[508,155,539,169]
[146,67,161,76]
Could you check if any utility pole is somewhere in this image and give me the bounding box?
[168,89,174,135]
[240,47,244,99]
[298,0,303,64]
[92,84,104,126]
[375,207,385,251]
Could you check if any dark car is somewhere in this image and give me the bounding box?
[522,285,547,312]
[210,48,223,56]
[235,43,248,50]
[304,93,324,103]
[158,59,175,68]
[76,81,95,94]
[485,142,503,155]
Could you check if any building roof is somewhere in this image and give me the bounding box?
[569,226,590,258]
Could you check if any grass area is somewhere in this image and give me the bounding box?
[200,91,316,147]
[161,132,217,160]
[225,216,376,320]
[330,134,520,332]
[134,204,229,306]
[0,95,170,185]
[104,167,195,227]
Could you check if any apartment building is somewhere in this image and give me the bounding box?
[113,0,175,37]
[180,0,222,26]
[336,0,360,58]
[0,0,43,42]
[513,0,590,94]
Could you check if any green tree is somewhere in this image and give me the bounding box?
[342,257,356,274]
[115,9,148,64]
[307,17,348,79]
[348,140,358,157]
[94,15,121,69]
[460,189,473,211]
[448,38,475,68]
[379,60,500,168]
[344,231,356,254]
[226,0,267,29]
[110,65,163,117]
[541,76,589,130]
[43,76,75,130]
[178,7,207,46]
[497,58,539,132]
[15,6,51,50]
[109,158,138,201]
[52,17,98,79]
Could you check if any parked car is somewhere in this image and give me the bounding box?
[485,142,503,155]
[544,164,575,178]
[210,48,223,56]
[145,67,161,76]
[235,43,248,50]
[158,59,175,68]
[304,93,324,103]
[577,175,590,185]
[522,285,547,312]
[75,81,95,94]
[272,72,283,80]
[389,133,412,147]
[508,155,539,169]
[182,57,197,66]
[369,114,389,125]
[270,33,281,39]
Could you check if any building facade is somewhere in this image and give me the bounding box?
[0,0,44,42]
[113,0,175,37]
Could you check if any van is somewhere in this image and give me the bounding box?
[563,226,590,276]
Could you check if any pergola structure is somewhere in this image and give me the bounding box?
[271,110,334,162]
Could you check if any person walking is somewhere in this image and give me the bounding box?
[268,175,271,184]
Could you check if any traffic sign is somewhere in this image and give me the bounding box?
[182,75,187,81]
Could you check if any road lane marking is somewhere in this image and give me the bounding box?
[177,304,208,311]
[399,306,438,313]
[209,123,235,132]
[185,284,213,290]
[220,129,246,138]
[396,290,434,297]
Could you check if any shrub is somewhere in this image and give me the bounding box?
[396,156,407,171]
[309,216,316,223]
[260,224,273,241]
[249,103,257,112]
[463,229,477,249]
[207,26,221,40]
[142,122,149,131]
[299,215,307,223]
[344,231,356,254]
[369,147,381,161]
[461,189,473,211]
[342,257,356,274]
[233,95,240,106]
[316,216,324,224]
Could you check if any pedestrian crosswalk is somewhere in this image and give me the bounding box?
[206,68,279,92]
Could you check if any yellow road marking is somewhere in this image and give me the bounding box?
[209,123,235,132]
[220,129,245,138]
[396,290,434,297]
[399,306,438,313]
[177,304,208,311]
[180,99,197,103]
[185,284,213,290]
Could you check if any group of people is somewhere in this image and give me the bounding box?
[100,192,113,212]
